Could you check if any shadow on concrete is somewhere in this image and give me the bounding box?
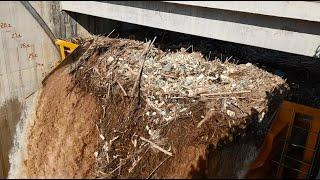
[0,98,22,178]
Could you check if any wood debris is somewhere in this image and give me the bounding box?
[71,36,288,178]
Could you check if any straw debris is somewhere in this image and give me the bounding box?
[71,36,288,178]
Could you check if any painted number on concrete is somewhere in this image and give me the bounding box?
[0,22,12,28]
[1,21,37,61]
[28,52,37,59]
[20,43,31,48]
[11,32,22,39]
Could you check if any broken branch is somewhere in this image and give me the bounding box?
[140,136,173,156]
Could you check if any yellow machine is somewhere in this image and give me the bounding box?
[55,39,79,64]
[42,39,79,85]
[247,101,320,179]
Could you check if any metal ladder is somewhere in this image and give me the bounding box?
[248,101,320,178]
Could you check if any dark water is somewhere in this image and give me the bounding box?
[0,98,22,178]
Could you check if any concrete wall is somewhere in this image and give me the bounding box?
[0,3,119,177]
[0,3,114,176]
[29,1,77,39]
[0,1,72,178]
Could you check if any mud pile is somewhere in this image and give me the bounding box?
[20,36,288,178]
[22,64,99,178]
[68,36,288,178]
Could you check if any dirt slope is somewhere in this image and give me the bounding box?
[24,64,100,178]
[20,36,287,178]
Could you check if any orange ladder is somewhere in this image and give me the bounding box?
[248,101,320,178]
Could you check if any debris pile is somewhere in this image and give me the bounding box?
[71,36,288,178]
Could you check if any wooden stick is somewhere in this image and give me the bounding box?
[230,102,249,115]
[170,96,192,99]
[185,45,193,52]
[169,95,201,99]
[106,29,115,38]
[161,73,177,79]
[146,156,171,179]
[197,109,215,128]
[130,37,157,101]
[200,90,251,97]
[117,80,128,96]
[140,136,173,156]
[130,41,150,97]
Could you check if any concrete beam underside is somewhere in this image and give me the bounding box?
[61,1,320,57]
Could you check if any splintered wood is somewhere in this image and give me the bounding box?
[71,36,288,178]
